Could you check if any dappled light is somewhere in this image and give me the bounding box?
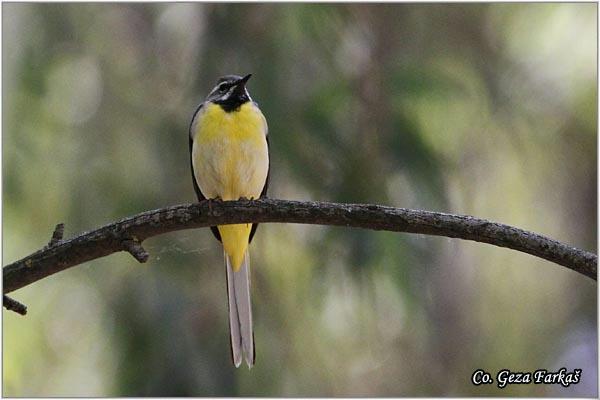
[3,3,596,396]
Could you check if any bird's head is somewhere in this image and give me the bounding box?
[206,74,252,112]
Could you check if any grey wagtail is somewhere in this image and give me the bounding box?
[189,74,269,368]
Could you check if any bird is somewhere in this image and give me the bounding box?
[189,74,269,368]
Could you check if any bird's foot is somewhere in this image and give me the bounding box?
[207,197,223,212]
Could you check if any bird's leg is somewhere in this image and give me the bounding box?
[208,196,223,213]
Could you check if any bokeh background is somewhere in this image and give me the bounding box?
[2,3,597,397]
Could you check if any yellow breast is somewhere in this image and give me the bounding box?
[191,102,269,201]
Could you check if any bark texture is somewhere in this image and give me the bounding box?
[3,199,596,299]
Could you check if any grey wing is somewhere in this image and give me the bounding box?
[249,106,269,243]
[189,102,222,242]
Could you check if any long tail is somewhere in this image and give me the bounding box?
[225,249,255,368]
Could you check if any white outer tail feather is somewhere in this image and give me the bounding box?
[225,250,254,368]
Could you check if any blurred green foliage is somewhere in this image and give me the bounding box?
[2,3,597,396]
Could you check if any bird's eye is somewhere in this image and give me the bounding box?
[218,83,228,92]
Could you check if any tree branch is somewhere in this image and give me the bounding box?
[121,237,149,263]
[3,295,27,315]
[3,199,596,301]
[47,223,64,247]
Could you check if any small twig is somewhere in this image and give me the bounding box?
[47,223,64,247]
[122,238,149,263]
[3,295,27,315]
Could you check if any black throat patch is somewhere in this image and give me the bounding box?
[215,96,250,112]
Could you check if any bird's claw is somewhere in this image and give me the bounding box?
[207,197,222,212]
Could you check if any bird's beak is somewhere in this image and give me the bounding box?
[238,74,252,86]
[232,74,252,96]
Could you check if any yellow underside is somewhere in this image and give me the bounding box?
[192,102,269,271]
[219,224,252,270]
